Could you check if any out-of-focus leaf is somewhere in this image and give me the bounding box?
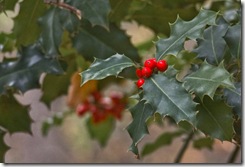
[127,101,155,158]
[141,130,184,157]
[156,9,217,60]
[3,0,18,11]
[80,54,135,86]
[86,116,115,147]
[194,17,229,65]
[0,33,15,52]
[0,90,32,134]
[193,137,214,150]
[0,130,9,162]
[13,0,46,46]
[196,96,234,141]
[183,61,234,100]
[224,82,241,118]
[109,0,132,22]
[66,0,111,29]
[73,20,140,62]
[0,44,64,94]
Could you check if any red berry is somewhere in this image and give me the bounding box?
[76,104,89,116]
[144,58,156,69]
[142,67,153,78]
[157,60,168,72]
[136,68,143,78]
[136,78,145,88]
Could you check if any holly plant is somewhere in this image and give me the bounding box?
[0,0,241,163]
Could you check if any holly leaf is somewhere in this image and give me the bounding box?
[86,116,115,147]
[0,90,32,134]
[156,9,217,60]
[126,101,155,157]
[193,137,214,150]
[0,44,64,94]
[72,20,140,62]
[0,130,9,162]
[109,0,132,23]
[80,54,135,86]
[193,17,229,65]
[142,72,197,126]
[141,130,184,157]
[67,0,111,29]
[224,82,241,118]
[183,61,234,100]
[196,96,234,141]
[13,0,46,46]
[223,24,241,59]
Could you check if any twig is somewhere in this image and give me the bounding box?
[227,145,240,163]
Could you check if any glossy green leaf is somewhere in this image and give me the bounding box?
[0,90,32,134]
[13,0,46,46]
[67,0,111,29]
[224,82,241,118]
[156,9,217,60]
[86,116,115,147]
[193,137,214,150]
[194,17,229,65]
[0,44,64,94]
[80,54,135,86]
[183,61,234,100]
[39,7,63,58]
[127,101,155,157]
[143,72,197,125]
[196,96,234,141]
[223,24,241,59]
[72,20,140,62]
[0,130,9,162]
[141,130,184,157]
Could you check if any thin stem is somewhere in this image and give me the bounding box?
[227,145,240,163]
[174,131,194,163]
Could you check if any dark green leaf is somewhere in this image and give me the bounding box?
[193,137,214,150]
[13,0,46,46]
[3,0,18,11]
[126,101,155,157]
[73,20,140,62]
[223,24,241,59]
[0,130,9,162]
[194,17,229,65]
[156,9,217,60]
[184,61,234,100]
[0,90,32,134]
[0,44,64,94]
[109,0,132,22]
[224,82,241,118]
[66,0,111,29]
[143,72,197,126]
[86,116,115,147]
[80,54,135,86]
[0,33,15,52]
[196,96,234,141]
[141,130,184,157]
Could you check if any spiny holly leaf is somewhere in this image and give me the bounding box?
[0,130,9,162]
[126,101,155,157]
[39,7,63,58]
[66,0,111,29]
[196,96,234,141]
[0,44,64,94]
[86,116,115,147]
[141,130,184,157]
[80,54,134,86]
[0,90,32,134]
[223,23,241,59]
[142,72,197,126]
[13,0,46,46]
[224,82,241,118]
[183,61,234,100]
[193,137,214,150]
[109,0,132,23]
[156,9,218,60]
[72,20,140,62]
[194,17,229,65]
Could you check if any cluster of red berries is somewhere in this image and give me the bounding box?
[136,58,168,88]
[76,91,126,123]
